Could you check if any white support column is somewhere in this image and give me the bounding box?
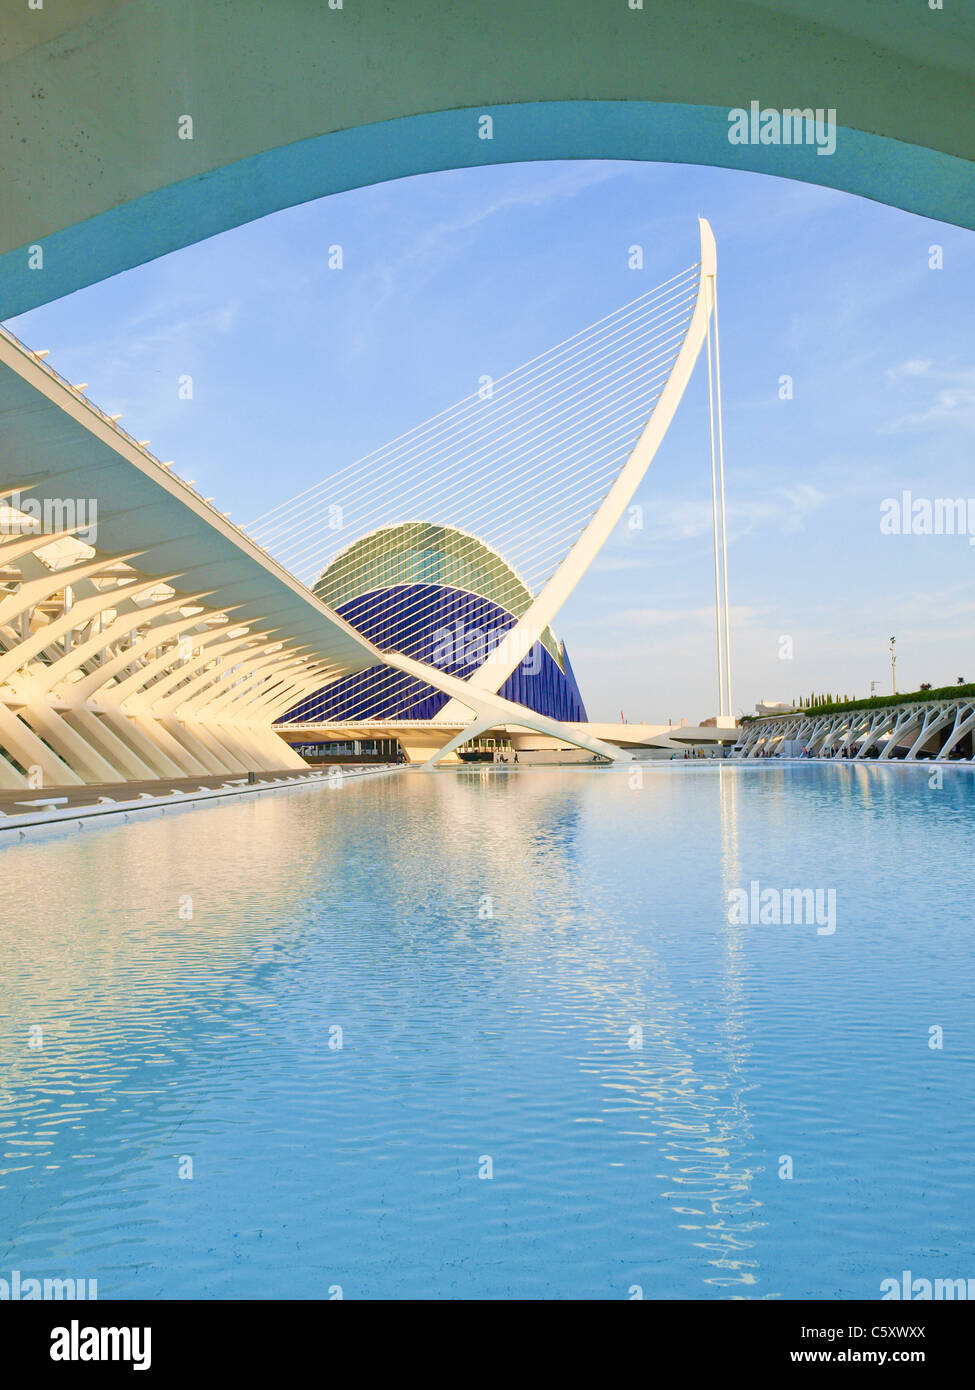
[939,704,975,760]
[19,703,125,783]
[0,702,84,786]
[62,707,159,780]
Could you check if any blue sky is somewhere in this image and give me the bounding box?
[8,159,975,723]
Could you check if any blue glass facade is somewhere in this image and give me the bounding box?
[281,583,588,724]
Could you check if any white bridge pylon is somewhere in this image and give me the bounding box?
[252,218,724,769]
[423,217,721,765]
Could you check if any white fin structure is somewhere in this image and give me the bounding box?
[428,218,718,759]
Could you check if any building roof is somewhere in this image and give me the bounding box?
[314,520,564,668]
[0,325,380,680]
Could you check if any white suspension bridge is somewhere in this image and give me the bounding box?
[0,217,737,803]
[249,216,734,766]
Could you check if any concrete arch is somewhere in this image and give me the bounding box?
[1,1,973,317]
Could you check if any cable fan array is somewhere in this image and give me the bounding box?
[247,261,701,722]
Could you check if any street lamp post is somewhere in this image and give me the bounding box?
[889,636,897,696]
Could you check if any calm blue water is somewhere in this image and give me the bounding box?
[1,763,973,1300]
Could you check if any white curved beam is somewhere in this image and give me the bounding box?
[151,640,288,717]
[189,650,317,720]
[115,623,266,708]
[382,651,630,766]
[221,661,336,722]
[0,550,144,631]
[0,566,159,685]
[31,590,215,696]
[434,217,717,723]
[63,605,231,702]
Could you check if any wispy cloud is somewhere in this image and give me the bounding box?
[346,164,626,354]
[595,484,829,566]
[885,358,933,382]
[109,301,238,362]
[883,363,975,432]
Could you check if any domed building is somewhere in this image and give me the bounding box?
[282,521,588,726]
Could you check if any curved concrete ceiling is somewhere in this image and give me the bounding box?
[0,0,973,317]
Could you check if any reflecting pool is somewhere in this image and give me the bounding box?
[1,763,973,1299]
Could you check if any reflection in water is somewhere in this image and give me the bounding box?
[576,763,764,1296]
[1,764,973,1298]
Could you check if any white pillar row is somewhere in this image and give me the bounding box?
[181,647,310,721]
[0,535,339,788]
[115,626,268,710]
